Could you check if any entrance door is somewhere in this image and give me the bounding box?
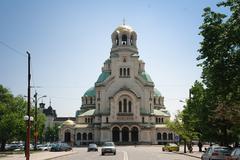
[112,127,120,142]
[131,127,138,142]
[122,127,129,142]
[64,132,71,143]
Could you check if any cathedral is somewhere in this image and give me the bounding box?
[59,24,177,145]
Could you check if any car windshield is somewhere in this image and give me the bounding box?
[103,142,114,146]
[89,144,97,147]
[214,147,231,154]
[168,143,177,146]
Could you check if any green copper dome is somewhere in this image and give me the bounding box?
[96,71,110,83]
[84,87,96,97]
[154,88,162,97]
[140,72,153,83]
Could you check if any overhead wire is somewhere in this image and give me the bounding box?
[0,41,27,57]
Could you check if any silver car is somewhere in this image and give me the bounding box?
[201,146,232,160]
[228,147,240,160]
[101,142,116,155]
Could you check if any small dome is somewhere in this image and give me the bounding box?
[83,87,96,97]
[115,24,134,33]
[63,119,75,126]
[140,72,153,83]
[154,88,162,97]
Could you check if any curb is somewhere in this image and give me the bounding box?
[175,152,201,159]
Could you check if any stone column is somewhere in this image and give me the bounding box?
[129,131,132,142]
[120,130,122,142]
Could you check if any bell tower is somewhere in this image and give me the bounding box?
[111,24,138,55]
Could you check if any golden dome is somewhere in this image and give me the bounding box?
[63,119,75,126]
[115,24,134,33]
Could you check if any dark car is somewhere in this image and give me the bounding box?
[101,142,116,155]
[87,143,98,152]
[50,143,72,152]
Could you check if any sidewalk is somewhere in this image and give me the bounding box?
[175,145,203,159]
[0,148,77,160]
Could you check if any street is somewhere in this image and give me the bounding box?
[51,146,201,160]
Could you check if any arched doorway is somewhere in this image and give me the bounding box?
[163,132,167,140]
[64,131,71,143]
[131,127,138,142]
[122,127,129,142]
[112,127,120,142]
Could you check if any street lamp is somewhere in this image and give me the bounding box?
[33,92,47,150]
[23,115,33,158]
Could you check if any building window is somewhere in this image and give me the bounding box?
[90,97,92,104]
[85,118,87,123]
[98,104,100,112]
[123,99,127,112]
[88,133,93,140]
[120,68,122,76]
[122,34,127,45]
[83,133,87,140]
[156,117,158,123]
[127,68,130,76]
[106,117,109,123]
[162,118,164,123]
[119,101,122,112]
[123,68,126,76]
[142,117,145,123]
[128,101,131,112]
[98,91,100,100]
[163,132,167,140]
[168,133,173,140]
[77,133,81,140]
[157,133,161,140]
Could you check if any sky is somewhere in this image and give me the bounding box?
[0,0,228,117]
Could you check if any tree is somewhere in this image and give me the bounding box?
[167,111,198,153]
[194,0,240,145]
[44,124,59,142]
[0,85,26,151]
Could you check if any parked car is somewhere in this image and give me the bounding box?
[38,143,52,151]
[225,147,240,160]
[5,144,20,151]
[87,143,98,152]
[201,146,232,160]
[162,143,179,152]
[101,142,116,155]
[50,143,72,152]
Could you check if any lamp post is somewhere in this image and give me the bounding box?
[24,115,33,159]
[33,92,47,150]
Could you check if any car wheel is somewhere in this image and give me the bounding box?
[114,152,116,155]
[102,152,104,155]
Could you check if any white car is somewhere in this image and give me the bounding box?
[39,143,52,151]
[201,146,232,160]
[101,142,116,155]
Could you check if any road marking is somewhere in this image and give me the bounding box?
[122,150,128,160]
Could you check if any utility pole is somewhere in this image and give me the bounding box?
[34,92,38,151]
[26,51,31,160]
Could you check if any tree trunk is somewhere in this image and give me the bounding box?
[184,140,187,153]
[0,140,6,151]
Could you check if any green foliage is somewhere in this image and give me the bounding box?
[167,111,198,142]
[182,0,240,146]
[44,124,59,142]
[0,85,26,151]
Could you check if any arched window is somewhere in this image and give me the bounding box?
[168,133,173,140]
[120,68,122,76]
[106,117,109,123]
[90,97,92,104]
[85,118,87,123]
[163,132,167,140]
[83,133,87,140]
[127,68,130,76]
[128,101,131,112]
[156,117,158,123]
[122,34,127,45]
[77,133,81,140]
[123,99,127,112]
[88,133,93,140]
[123,68,126,76]
[157,133,161,140]
[119,101,122,112]
[142,117,145,123]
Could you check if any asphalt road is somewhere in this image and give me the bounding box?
[51,146,200,160]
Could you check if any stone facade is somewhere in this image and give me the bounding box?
[59,24,177,145]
